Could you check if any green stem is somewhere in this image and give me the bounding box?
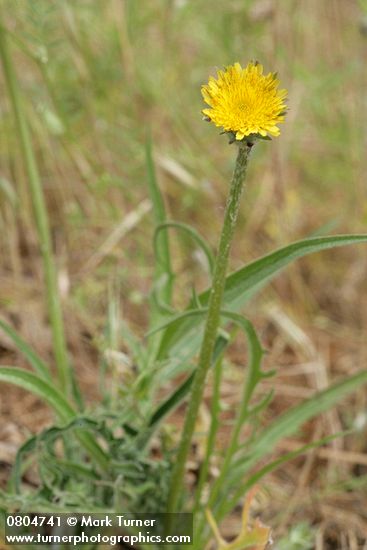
[193,326,238,516]
[205,357,258,511]
[166,142,253,513]
[0,18,71,394]
[193,371,257,548]
[193,353,224,512]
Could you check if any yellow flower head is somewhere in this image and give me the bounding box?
[202,61,287,141]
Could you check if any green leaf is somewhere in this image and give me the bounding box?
[9,435,37,493]
[10,417,102,493]
[248,370,367,468]
[157,235,367,362]
[145,134,173,364]
[0,319,52,381]
[146,308,206,338]
[145,134,173,305]
[217,370,367,518]
[148,334,229,428]
[150,373,194,427]
[147,308,272,416]
[221,430,350,520]
[154,221,215,275]
[54,459,99,480]
[0,366,74,421]
[0,367,109,472]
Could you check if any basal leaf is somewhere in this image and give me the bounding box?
[0,320,52,381]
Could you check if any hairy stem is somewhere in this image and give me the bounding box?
[166,142,253,513]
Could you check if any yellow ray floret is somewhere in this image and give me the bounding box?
[202,61,287,140]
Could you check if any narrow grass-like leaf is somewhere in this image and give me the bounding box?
[145,135,173,364]
[146,308,206,338]
[0,367,109,472]
[0,367,74,421]
[202,311,272,510]
[218,431,351,521]
[148,334,229,428]
[196,431,352,548]
[154,221,215,275]
[245,370,367,468]
[150,373,194,428]
[196,373,367,546]
[145,134,173,305]
[0,320,51,381]
[53,460,99,480]
[10,435,37,493]
[216,370,367,516]
[147,308,270,393]
[120,318,147,369]
[157,235,367,362]
[0,21,71,394]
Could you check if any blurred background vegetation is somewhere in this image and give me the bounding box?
[1,1,367,548]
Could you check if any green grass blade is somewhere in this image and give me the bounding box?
[219,370,367,509]
[145,134,174,364]
[0,20,72,394]
[197,311,272,510]
[0,367,109,472]
[195,431,351,547]
[0,366,74,421]
[154,221,215,275]
[145,134,173,306]
[148,334,229,428]
[196,372,367,546]
[150,373,194,428]
[9,435,37,493]
[146,308,206,338]
[219,431,351,520]
[0,320,52,381]
[157,234,367,361]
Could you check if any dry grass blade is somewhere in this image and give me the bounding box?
[78,199,152,275]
